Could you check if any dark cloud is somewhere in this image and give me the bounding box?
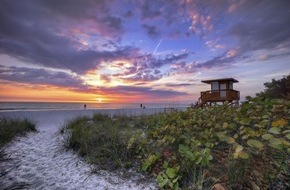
[103,85,188,98]
[39,0,103,19]
[228,0,290,57]
[165,83,192,87]
[143,52,189,69]
[142,24,160,38]
[140,1,162,20]
[196,52,237,70]
[39,0,124,36]
[124,10,133,18]
[0,65,91,91]
[170,50,239,74]
[165,53,189,63]
[0,0,127,74]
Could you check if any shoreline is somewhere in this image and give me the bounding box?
[0,107,186,118]
[0,102,189,113]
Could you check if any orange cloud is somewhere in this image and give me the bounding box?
[0,83,98,103]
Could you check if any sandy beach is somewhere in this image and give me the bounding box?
[0,108,172,190]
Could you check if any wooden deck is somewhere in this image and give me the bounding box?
[198,90,240,105]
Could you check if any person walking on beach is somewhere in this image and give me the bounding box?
[84,104,87,110]
[140,103,143,108]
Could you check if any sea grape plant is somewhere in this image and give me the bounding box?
[129,97,290,189]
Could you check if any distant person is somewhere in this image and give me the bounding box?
[84,104,87,110]
[143,105,145,109]
[140,104,143,108]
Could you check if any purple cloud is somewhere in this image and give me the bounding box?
[0,0,129,75]
[140,1,162,20]
[165,83,192,87]
[102,85,189,98]
[110,52,189,82]
[142,24,160,38]
[0,65,95,92]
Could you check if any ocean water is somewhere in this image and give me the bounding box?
[0,102,189,112]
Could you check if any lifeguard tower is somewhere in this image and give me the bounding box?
[197,78,240,107]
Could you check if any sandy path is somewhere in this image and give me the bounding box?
[0,110,156,190]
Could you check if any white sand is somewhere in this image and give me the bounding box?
[0,109,163,190]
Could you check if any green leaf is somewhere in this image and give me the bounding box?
[178,144,189,154]
[166,167,176,179]
[208,154,213,161]
[216,132,227,141]
[195,156,202,165]
[168,180,174,188]
[262,115,268,119]
[163,161,168,169]
[174,182,179,190]
[283,130,290,134]
[286,133,290,140]
[281,140,290,147]
[226,137,235,144]
[247,139,264,149]
[262,134,274,140]
[242,134,249,140]
[142,163,149,171]
[157,175,168,187]
[157,175,163,184]
[268,127,281,135]
[172,176,179,183]
[239,151,250,159]
[233,150,249,159]
[233,152,239,159]
[223,122,228,129]
[269,138,283,150]
[235,144,244,153]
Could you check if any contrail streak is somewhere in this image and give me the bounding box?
[153,38,163,55]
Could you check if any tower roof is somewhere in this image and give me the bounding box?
[201,78,239,84]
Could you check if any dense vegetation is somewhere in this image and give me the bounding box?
[63,97,289,189]
[61,114,143,171]
[0,118,36,148]
[133,97,289,189]
[256,74,290,99]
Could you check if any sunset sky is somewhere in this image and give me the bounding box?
[0,0,290,103]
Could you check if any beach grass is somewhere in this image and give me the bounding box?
[0,118,36,148]
[0,117,36,184]
[62,113,146,171]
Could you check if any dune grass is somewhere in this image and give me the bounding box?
[0,118,36,148]
[0,117,36,186]
[62,113,147,171]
